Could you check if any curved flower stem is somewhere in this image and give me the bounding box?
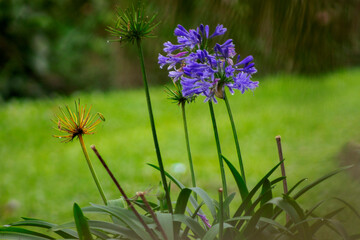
[78,135,107,205]
[208,101,228,198]
[181,102,197,192]
[223,91,246,184]
[136,38,173,213]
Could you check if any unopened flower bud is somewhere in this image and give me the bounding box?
[156,184,166,201]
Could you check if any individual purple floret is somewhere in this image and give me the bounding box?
[209,24,227,39]
[228,72,259,94]
[197,213,212,228]
[159,24,258,103]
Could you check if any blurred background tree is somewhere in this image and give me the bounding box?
[0,0,359,100]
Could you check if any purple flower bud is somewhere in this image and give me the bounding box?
[236,55,254,66]
[174,24,189,37]
[209,24,227,39]
[198,24,209,39]
[163,41,184,53]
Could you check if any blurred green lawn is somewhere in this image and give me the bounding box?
[1,69,360,230]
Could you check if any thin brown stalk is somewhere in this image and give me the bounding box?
[275,135,289,223]
[218,188,224,240]
[91,145,158,240]
[137,192,168,240]
[275,136,288,194]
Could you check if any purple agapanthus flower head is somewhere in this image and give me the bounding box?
[159,24,258,103]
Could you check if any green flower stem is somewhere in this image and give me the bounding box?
[223,91,246,184]
[181,102,196,191]
[208,101,228,198]
[136,38,173,213]
[78,135,107,205]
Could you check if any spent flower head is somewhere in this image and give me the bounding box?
[107,2,159,44]
[52,100,105,143]
[165,81,196,106]
[159,24,258,103]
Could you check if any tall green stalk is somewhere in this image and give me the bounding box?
[208,101,228,198]
[136,38,173,213]
[181,102,196,190]
[223,91,246,184]
[78,135,107,205]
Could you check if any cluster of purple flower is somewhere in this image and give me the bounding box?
[159,24,258,103]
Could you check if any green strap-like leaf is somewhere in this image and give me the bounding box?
[190,187,216,220]
[232,161,282,220]
[175,188,192,215]
[332,197,360,219]
[321,219,349,240]
[308,207,345,235]
[174,188,192,237]
[173,214,206,238]
[292,166,351,200]
[88,220,140,239]
[235,185,274,230]
[88,203,153,240]
[270,176,286,185]
[282,195,311,239]
[227,216,293,234]
[260,178,273,218]
[156,212,174,240]
[0,227,55,240]
[89,229,109,239]
[223,156,249,201]
[202,223,233,240]
[242,196,302,237]
[73,203,93,240]
[222,192,236,219]
[287,178,308,196]
[12,219,78,239]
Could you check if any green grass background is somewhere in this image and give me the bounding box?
[1,68,360,233]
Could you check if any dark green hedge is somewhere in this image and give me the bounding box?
[0,0,359,100]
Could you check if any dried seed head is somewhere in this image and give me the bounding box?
[52,99,104,143]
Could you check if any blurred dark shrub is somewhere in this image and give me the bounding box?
[0,0,115,100]
[0,0,359,100]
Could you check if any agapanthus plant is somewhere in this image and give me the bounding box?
[159,24,258,197]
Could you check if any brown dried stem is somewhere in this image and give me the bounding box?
[91,145,158,240]
[275,135,289,223]
[137,192,168,240]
